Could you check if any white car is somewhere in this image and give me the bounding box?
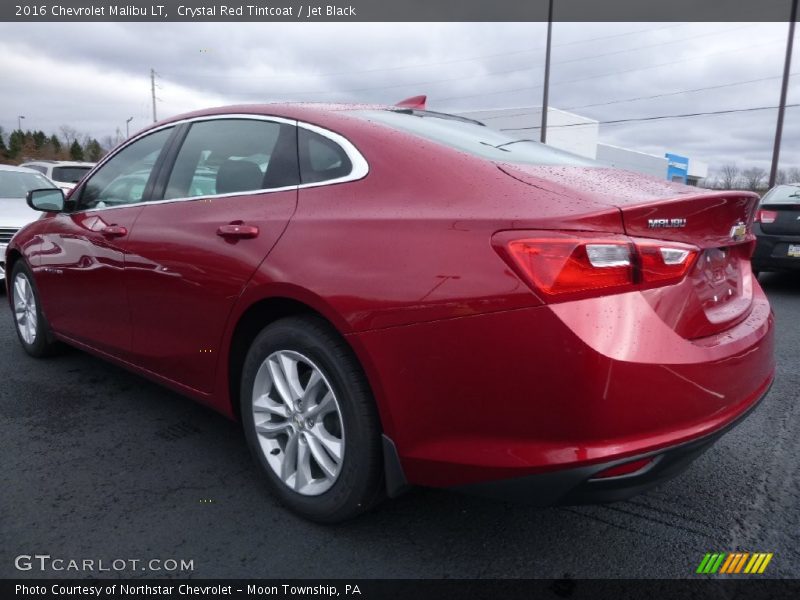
[18,160,95,193]
[0,164,59,283]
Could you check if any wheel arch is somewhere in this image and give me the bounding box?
[223,287,393,435]
[4,249,23,301]
[224,289,406,499]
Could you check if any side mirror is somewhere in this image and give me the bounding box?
[27,188,65,212]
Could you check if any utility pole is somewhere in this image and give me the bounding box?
[126,117,133,138]
[769,0,798,188]
[17,115,25,131]
[540,0,554,144]
[151,68,158,123]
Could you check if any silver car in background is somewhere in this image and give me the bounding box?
[18,160,95,193]
[0,164,58,283]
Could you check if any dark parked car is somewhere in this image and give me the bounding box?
[752,183,800,275]
[6,103,775,522]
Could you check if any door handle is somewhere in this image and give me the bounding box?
[100,225,128,238]
[217,223,259,239]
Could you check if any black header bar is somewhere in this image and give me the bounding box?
[1,0,798,22]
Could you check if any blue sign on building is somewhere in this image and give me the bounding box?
[665,153,689,183]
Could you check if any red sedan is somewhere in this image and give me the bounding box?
[6,102,774,522]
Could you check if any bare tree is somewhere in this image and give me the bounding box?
[787,167,800,184]
[59,125,79,149]
[775,169,788,185]
[719,164,741,189]
[741,167,767,192]
[100,135,116,152]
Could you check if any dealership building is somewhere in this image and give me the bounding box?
[458,107,709,186]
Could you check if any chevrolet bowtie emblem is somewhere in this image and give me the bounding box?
[730,222,747,242]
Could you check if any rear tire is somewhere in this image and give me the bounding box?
[240,315,384,523]
[10,261,60,358]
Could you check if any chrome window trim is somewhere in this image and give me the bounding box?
[69,113,370,214]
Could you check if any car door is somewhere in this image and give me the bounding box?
[34,126,176,356]
[124,116,300,394]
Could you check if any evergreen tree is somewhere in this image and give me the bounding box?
[69,139,84,161]
[32,130,47,149]
[49,134,61,155]
[8,130,25,159]
[85,138,103,162]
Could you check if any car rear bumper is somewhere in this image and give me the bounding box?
[752,224,800,271]
[351,283,775,491]
[454,380,771,504]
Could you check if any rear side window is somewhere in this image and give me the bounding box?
[22,164,47,175]
[53,166,92,183]
[298,128,352,184]
[165,119,299,199]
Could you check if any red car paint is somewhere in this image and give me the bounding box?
[6,103,774,491]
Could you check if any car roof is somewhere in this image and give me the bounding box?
[21,160,95,166]
[161,102,384,120]
[0,164,42,174]
[134,102,389,136]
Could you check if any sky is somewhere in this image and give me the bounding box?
[1,21,798,177]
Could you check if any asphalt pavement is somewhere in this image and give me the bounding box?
[1,274,798,579]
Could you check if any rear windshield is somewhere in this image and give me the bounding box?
[761,185,800,205]
[0,170,56,198]
[354,109,597,166]
[53,166,92,183]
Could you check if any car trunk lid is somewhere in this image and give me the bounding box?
[498,165,761,338]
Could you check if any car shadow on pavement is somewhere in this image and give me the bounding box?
[758,271,800,292]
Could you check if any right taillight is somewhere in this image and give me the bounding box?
[635,239,699,285]
[497,231,699,303]
[755,209,778,224]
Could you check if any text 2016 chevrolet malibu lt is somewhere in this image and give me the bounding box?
[6,103,774,522]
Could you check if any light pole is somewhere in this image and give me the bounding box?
[126,117,134,138]
[769,0,798,188]
[17,115,25,131]
[540,0,554,144]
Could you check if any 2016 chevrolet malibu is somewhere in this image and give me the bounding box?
[6,101,775,522]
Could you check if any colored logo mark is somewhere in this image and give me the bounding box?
[696,552,773,574]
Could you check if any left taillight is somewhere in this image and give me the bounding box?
[755,209,778,224]
[495,231,699,303]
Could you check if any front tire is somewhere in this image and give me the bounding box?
[241,316,384,523]
[10,261,59,357]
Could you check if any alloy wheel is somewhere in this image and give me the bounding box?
[251,350,345,496]
[13,272,38,345]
